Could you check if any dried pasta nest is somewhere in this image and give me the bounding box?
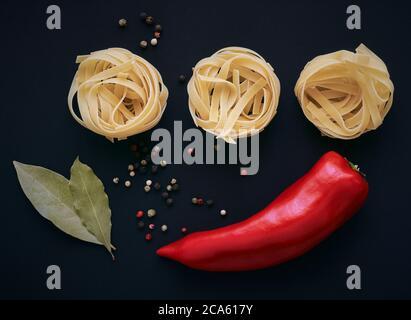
[295,44,394,139]
[68,48,168,141]
[187,47,281,143]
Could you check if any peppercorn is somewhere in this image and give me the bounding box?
[160,160,167,167]
[129,171,136,177]
[206,200,214,207]
[181,227,188,234]
[154,31,161,39]
[128,164,134,171]
[197,198,204,206]
[220,209,227,216]
[191,197,198,205]
[172,184,179,191]
[154,182,161,190]
[139,166,147,174]
[149,223,155,230]
[141,159,148,166]
[154,24,162,32]
[151,165,159,174]
[161,224,168,232]
[142,146,149,154]
[130,144,138,152]
[170,178,177,185]
[118,18,127,27]
[145,16,154,25]
[179,75,186,83]
[137,221,145,229]
[139,12,148,20]
[125,180,132,188]
[144,185,151,193]
[136,210,144,218]
[145,233,152,241]
[146,180,152,186]
[147,209,157,218]
[112,177,119,184]
[166,198,174,207]
[139,40,148,49]
[150,38,158,46]
[166,185,172,192]
[161,192,169,199]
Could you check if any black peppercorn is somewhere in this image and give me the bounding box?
[206,200,214,207]
[178,74,186,83]
[140,12,148,20]
[138,221,145,229]
[142,146,149,154]
[151,165,159,174]
[154,24,162,32]
[172,184,179,191]
[139,166,147,174]
[166,198,174,207]
[161,191,169,199]
[154,182,161,190]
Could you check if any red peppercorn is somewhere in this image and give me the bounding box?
[197,198,204,206]
[145,233,152,241]
[154,31,161,39]
[149,223,155,230]
[181,227,188,234]
[136,210,144,218]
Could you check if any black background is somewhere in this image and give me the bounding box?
[1,0,410,300]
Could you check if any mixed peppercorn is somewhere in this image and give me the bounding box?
[118,12,162,49]
[110,138,230,243]
[118,12,188,83]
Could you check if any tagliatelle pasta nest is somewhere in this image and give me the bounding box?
[68,48,168,141]
[187,47,281,143]
[295,44,394,139]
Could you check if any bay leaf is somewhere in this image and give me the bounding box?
[13,161,102,245]
[69,158,114,259]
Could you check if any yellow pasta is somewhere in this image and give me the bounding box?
[295,44,394,139]
[68,48,168,141]
[187,47,280,143]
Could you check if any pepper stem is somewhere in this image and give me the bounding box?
[348,160,366,177]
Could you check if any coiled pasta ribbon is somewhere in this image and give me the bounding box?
[295,44,394,139]
[187,47,280,143]
[68,48,168,141]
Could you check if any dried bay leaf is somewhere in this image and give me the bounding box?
[69,158,114,259]
[13,161,102,245]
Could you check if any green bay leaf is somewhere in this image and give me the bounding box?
[69,158,114,259]
[13,161,102,245]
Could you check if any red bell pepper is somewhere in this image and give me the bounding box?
[157,151,368,272]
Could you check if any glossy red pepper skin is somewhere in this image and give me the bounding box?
[157,151,369,272]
